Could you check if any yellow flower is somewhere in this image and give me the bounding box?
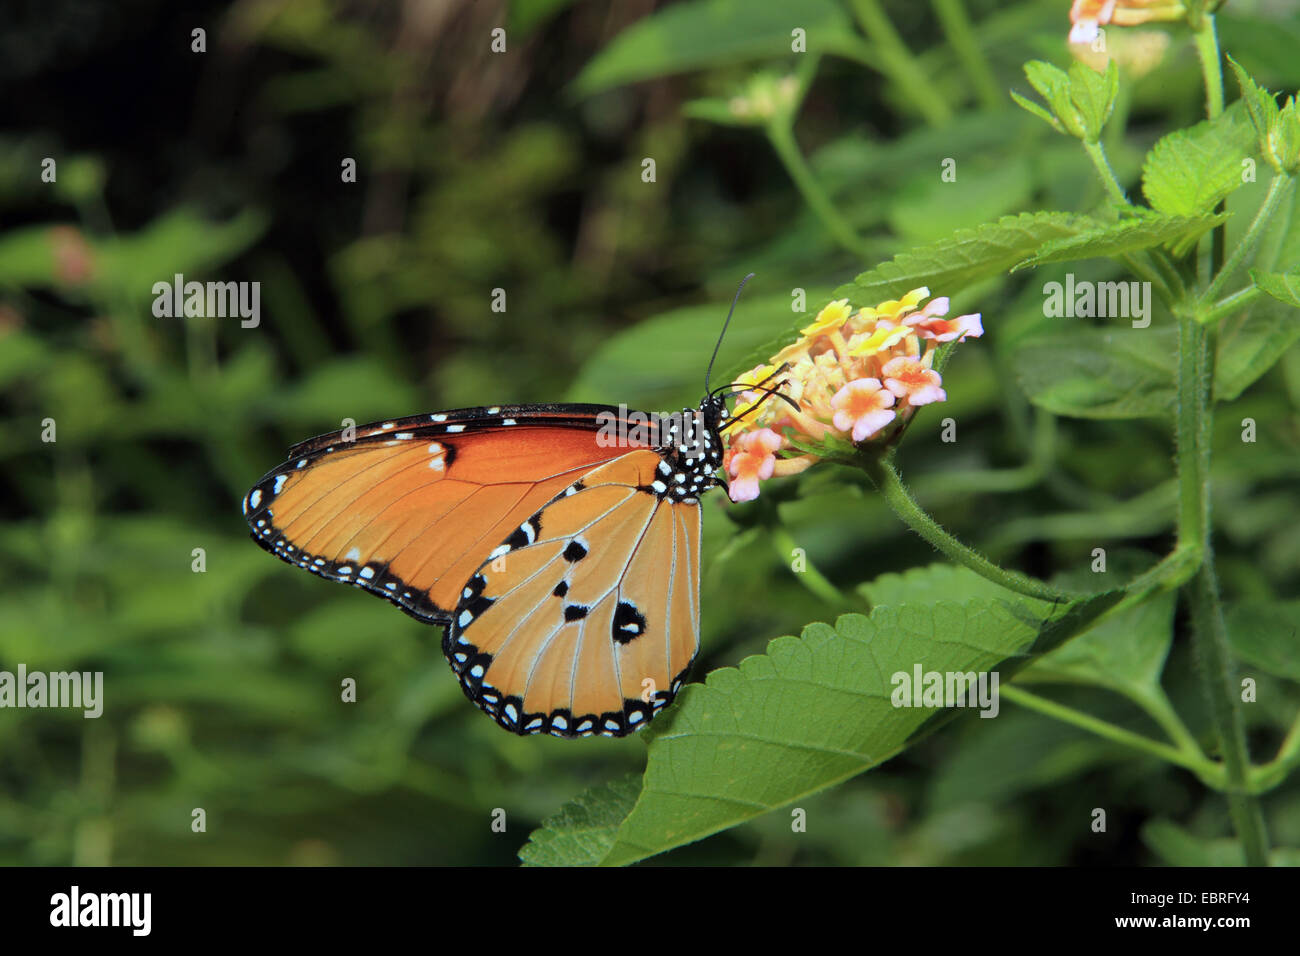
[798,298,854,338]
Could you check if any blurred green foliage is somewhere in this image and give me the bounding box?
[1,0,1298,866]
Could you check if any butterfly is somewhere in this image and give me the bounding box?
[243,276,787,738]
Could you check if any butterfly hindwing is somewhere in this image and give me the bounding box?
[445,449,703,738]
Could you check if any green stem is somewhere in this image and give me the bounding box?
[1192,15,1226,277]
[1189,556,1271,864]
[848,0,952,127]
[862,456,1076,603]
[1201,175,1294,309]
[1175,319,1210,555]
[1120,252,1176,308]
[1192,13,1225,120]
[1136,689,1207,763]
[1252,711,1300,792]
[1200,285,1262,325]
[765,123,869,258]
[770,527,850,606]
[1001,685,1219,782]
[1176,313,1271,864]
[930,0,1000,111]
[1082,139,1129,206]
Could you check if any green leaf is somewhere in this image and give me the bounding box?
[1142,102,1258,217]
[1020,60,1084,139]
[833,211,1095,304]
[1251,266,1300,308]
[567,292,829,411]
[1013,212,1228,269]
[1013,60,1116,142]
[1224,600,1300,681]
[518,774,642,866]
[1066,59,1118,144]
[861,562,1051,612]
[1011,326,1177,419]
[572,0,861,96]
[718,211,1092,395]
[1020,591,1176,698]
[1228,55,1283,142]
[1215,297,1300,400]
[1143,819,1300,867]
[545,594,1112,866]
[1010,89,1063,133]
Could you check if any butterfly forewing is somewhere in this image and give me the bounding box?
[243,405,639,623]
[445,450,702,738]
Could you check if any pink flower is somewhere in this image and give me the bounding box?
[725,428,784,502]
[881,357,946,406]
[903,299,984,343]
[830,378,896,442]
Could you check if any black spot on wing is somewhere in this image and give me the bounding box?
[611,600,647,644]
[563,540,588,562]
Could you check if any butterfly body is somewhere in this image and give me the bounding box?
[244,397,729,738]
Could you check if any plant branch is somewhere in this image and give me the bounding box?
[1201,174,1294,309]
[765,122,870,258]
[1082,139,1129,206]
[1001,685,1219,782]
[861,455,1076,604]
[930,0,1000,111]
[1176,308,1270,864]
[848,0,952,127]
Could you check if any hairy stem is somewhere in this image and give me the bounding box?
[1201,175,1294,309]
[1176,315,1270,864]
[862,456,1076,603]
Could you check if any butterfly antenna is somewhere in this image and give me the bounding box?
[720,384,799,432]
[704,272,756,395]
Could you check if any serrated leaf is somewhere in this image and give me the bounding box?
[1228,55,1282,144]
[722,212,1095,386]
[1251,267,1300,308]
[1014,213,1228,268]
[518,774,642,866]
[1011,326,1177,419]
[841,212,1098,302]
[572,0,862,96]
[536,592,1112,866]
[1142,102,1258,217]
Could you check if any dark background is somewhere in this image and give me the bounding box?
[2,0,1298,866]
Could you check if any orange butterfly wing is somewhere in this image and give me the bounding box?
[243,405,640,624]
[446,449,703,737]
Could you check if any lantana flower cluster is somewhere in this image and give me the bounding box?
[721,289,982,502]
